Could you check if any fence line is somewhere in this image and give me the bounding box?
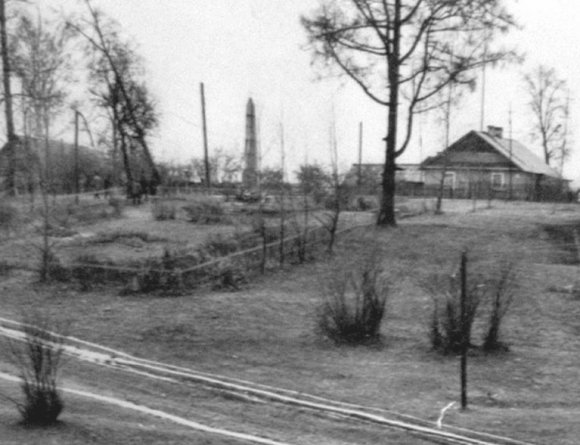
[3,187,123,204]
[66,221,374,290]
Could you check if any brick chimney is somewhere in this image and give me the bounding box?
[487,125,504,139]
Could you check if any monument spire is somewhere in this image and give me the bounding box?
[243,98,258,188]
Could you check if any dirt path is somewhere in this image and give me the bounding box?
[0,371,291,445]
[0,317,536,445]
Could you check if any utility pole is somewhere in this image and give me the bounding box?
[509,105,513,200]
[74,110,80,204]
[112,116,118,186]
[200,82,211,190]
[460,250,468,410]
[357,121,363,187]
[480,42,488,132]
[279,119,286,266]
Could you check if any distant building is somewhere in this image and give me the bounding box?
[0,136,108,195]
[345,162,423,194]
[421,126,568,200]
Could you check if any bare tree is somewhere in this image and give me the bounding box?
[302,0,515,226]
[318,117,343,254]
[68,0,160,197]
[0,0,17,194]
[435,65,457,214]
[192,148,242,184]
[11,11,74,195]
[524,65,571,168]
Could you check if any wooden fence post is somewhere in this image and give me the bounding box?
[460,250,468,410]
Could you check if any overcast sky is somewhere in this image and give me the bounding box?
[44,0,580,184]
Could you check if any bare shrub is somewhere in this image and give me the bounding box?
[201,233,243,257]
[210,258,249,291]
[250,217,279,243]
[5,314,65,426]
[183,198,231,224]
[482,262,517,352]
[71,254,118,291]
[352,195,377,211]
[124,250,185,295]
[38,250,69,283]
[317,252,388,344]
[133,268,180,295]
[152,199,177,221]
[426,272,483,354]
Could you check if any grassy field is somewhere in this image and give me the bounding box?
[0,198,579,444]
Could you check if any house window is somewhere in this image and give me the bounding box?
[443,172,456,189]
[491,172,504,188]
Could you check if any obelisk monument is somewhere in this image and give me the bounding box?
[242,98,258,189]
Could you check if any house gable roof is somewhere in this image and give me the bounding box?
[422,130,561,179]
[475,131,561,178]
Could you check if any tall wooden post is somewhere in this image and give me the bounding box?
[509,105,513,200]
[74,110,80,204]
[460,250,468,410]
[200,82,211,189]
[357,121,363,187]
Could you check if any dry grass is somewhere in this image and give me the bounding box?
[0,200,579,443]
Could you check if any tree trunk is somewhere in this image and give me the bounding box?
[377,0,401,227]
[378,152,397,225]
[0,0,17,195]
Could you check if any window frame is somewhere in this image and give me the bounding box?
[491,172,505,189]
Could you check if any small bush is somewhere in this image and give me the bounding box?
[39,251,69,283]
[250,217,279,244]
[6,314,65,426]
[357,196,376,211]
[152,200,177,221]
[426,272,483,355]
[201,233,243,257]
[210,258,249,291]
[183,198,230,224]
[318,253,388,344]
[124,250,185,295]
[482,262,517,352]
[71,254,119,291]
[131,268,184,295]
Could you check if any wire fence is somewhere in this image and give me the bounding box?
[66,222,372,293]
[4,187,124,209]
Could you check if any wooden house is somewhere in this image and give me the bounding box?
[421,126,567,200]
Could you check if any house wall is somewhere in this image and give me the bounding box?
[422,168,539,200]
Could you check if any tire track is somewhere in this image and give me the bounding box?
[0,317,537,445]
[0,371,292,445]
